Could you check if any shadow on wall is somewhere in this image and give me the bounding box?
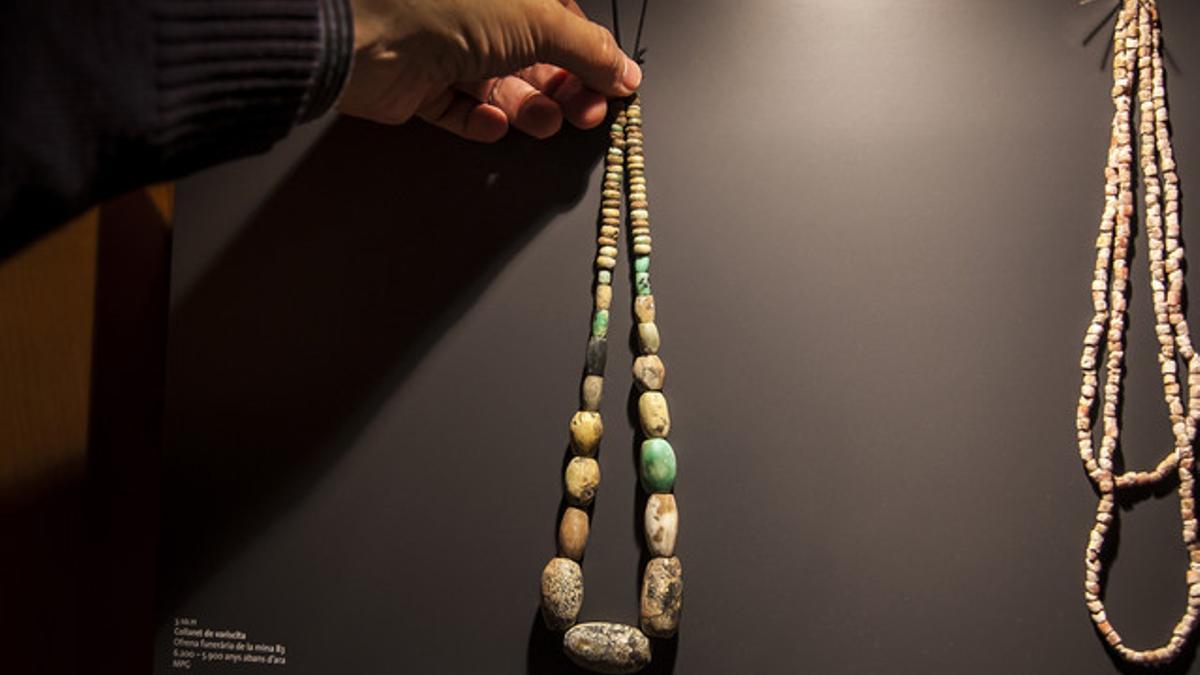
[159,116,607,616]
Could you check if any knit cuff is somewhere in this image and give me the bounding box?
[300,0,353,122]
[151,0,352,172]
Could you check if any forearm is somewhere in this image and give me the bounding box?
[0,0,352,249]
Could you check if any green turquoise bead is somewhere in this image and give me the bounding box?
[635,272,651,296]
[640,438,676,493]
[592,310,609,338]
[634,256,650,273]
[598,270,613,285]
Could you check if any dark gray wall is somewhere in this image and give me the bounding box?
[158,1,1200,673]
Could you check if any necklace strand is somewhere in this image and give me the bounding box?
[538,95,682,674]
[1076,0,1199,665]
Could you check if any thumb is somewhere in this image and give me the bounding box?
[536,4,642,97]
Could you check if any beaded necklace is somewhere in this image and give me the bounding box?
[536,95,681,674]
[1076,0,1198,665]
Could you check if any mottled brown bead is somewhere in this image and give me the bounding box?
[640,556,682,637]
[633,355,665,391]
[558,507,589,560]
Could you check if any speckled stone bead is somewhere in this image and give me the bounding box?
[541,557,584,630]
[634,295,656,323]
[638,391,669,438]
[586,336,607,375]
[637,322,660,355]
[640,438,676,493]
[559,506,590,560]
[644,494,678,557]
[570,411,603,455]
[640,557,682,637]
[593,310,610,338]
[597,270,612,285]
[581,375,604,411]
[563,623,651,674]
[565,456,601,505]
[633,355,665,391]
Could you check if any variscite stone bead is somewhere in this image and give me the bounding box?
[633,355,665,391]
[570,411,603,455]
[640,438,676,493]
[638,391,669,437]
[597,255,617,270]
[633,244,653,257]
[640,557,682,637]
[633,235,652,246]
[598,270,613,285]
[581,375,604,411]
[635,272,651,295]
[634,256,650,273]
[595,284,612,311]
[634,295,655,322]
[637,322,660,355]
[565,456,600,505]
[558,506,589,560]
[644,494,678,557]
[586,336,607,375]
[541,557,584,630]
[599,245,619,259]
[593,310,609,338]
[563,623,651,674]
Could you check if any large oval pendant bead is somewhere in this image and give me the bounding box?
[563,622,651,674]
[639,438,676,493]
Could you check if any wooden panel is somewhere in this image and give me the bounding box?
[0,210,98,497]
[0,185,173,675]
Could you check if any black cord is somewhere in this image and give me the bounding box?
[612,0,650,65]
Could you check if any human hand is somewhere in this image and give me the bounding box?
[339,0,642,141]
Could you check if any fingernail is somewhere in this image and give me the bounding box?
[622,57,642,92]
